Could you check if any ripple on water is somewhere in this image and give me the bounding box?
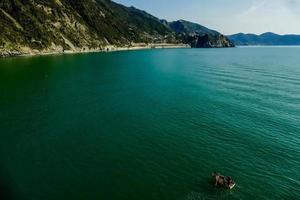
[0,47,300,200]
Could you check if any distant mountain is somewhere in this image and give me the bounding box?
[228,32,300,46]
[0,0,233,57]
[168,20,234,48]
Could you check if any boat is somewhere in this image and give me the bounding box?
[211,172,236,189]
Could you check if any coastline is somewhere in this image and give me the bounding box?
[0,43,190,59]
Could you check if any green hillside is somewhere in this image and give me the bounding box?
[0,0,234,57]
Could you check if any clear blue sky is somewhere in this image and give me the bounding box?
[114,0,300,35]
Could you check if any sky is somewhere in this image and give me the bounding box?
[114,0,300,35]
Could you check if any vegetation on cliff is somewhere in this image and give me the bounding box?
[0,0,234,56]
[168,20,234,48]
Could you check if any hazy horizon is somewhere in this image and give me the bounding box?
[114,0,300,35]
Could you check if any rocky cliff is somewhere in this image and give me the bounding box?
[168,20,234,48]
[0,0,234,57]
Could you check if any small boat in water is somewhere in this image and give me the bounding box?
[212,172,236,189]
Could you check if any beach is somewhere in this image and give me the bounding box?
[0,43,190,58]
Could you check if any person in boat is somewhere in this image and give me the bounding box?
[225,176,233,187]
[212,172,223,186]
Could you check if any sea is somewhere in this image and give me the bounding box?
[0,47,299,200]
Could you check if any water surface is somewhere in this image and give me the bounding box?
[0,47,300,200]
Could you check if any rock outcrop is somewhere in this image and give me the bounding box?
[169,20,234,48]
[187,34,234,48]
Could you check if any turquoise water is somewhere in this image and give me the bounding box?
[0,47,299,200]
